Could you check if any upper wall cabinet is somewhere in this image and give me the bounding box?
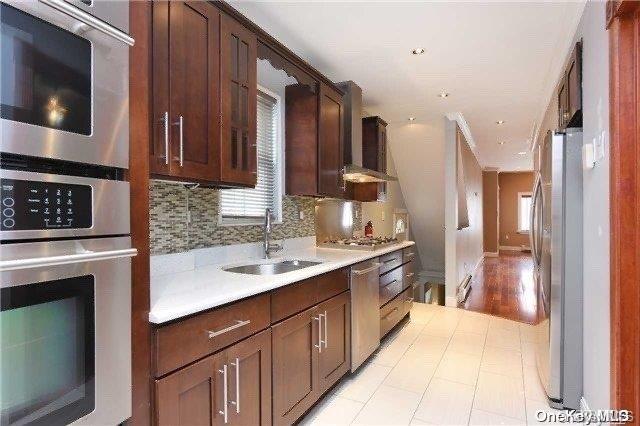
[285,82,345,198]
[150,2,257,187]
[220,14,258,187]
[557,41,582,129]
[362,116,388,173]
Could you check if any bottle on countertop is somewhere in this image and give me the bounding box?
[364,221,373,237]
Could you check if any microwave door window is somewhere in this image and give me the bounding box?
[1,3,91,135]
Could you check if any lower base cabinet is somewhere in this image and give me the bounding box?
[155,329,272,425]
[272,291,351,425]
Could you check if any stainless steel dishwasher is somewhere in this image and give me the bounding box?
[350,258,382,371]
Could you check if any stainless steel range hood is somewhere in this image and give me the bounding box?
[337,81,397,183]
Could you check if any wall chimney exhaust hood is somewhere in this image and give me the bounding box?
[337,81,398,183]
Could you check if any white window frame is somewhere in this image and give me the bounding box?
[517,191,533,234]
[218,85,284,226]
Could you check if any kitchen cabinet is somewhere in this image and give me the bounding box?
[272,291,350,425]
[219,13,258,186]
[285,83,345,198]
[362,116,388,173]
[150,2,257,186]
[155,329,271,426]
[557,41,582,129]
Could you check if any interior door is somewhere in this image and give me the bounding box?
[317,292,351,392]
[271,307,321,426]
[167,1,220,181]
[224,329,272,426]
[220,13,257,186]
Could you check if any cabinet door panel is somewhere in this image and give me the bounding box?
[318,84,344,197]
[151,1,170,175]
[317,292,351,392]
[167,1,219,180]
[156,353,223,426]
[220,14,257,186]
[272,308,320,425]
[224,329,272,426]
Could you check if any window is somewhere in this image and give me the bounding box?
[219,88,281,225]
[517,192,532,233]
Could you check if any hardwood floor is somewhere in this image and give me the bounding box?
[459,251,538,324]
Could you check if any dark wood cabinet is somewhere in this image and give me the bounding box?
[155,352,225,426]
[285,83,345,198]
[155,329,271,426]
[272,307,321,425]
[220,13,258,186]
[152,1,220,181]
[272,291,350,425]
[151,2,257,186]
[317,292,351,392]
[557,41,582,129]
[362,116,388,173]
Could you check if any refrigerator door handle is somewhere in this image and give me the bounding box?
[530,174,542,267]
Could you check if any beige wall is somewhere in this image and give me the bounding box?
[482,171,499,253]
[498,172,534,248]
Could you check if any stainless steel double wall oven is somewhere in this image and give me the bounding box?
[1,1,135,425]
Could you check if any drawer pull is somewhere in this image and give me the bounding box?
[323,310,328,349]
[314,314,324,353]
[405,252,415,258]
[207,319,251,339]
[382,307,399,320]
[353,262,382,275]
[404,297,415,304]
[405,272,415,278]
[381,279,398,289]
[383,258,398,264]
[229,357,240,414]
[218,365,229,424]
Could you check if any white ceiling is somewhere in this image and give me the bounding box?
[230,0,585,171]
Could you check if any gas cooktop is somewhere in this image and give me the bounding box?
[318,236,398,251]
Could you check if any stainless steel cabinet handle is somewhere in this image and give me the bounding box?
[323,310,328,349]
[405,252,415,258]
[381,279,398,289]
[404,297,414,304]
[353,262,382,275]
[161,111,169,165]
[405,272,415,279]
[218,365,228,424]
[383,258,397,264]
[173,116,184,167]
[229,357,240,414]
[39,0,135,46]
[382,307,399,320]
[313,314,324,353]
[207,319,251,339]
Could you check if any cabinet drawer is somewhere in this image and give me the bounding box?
[403,260,416,290]
[403,247,417,263]
[271,268,349,323]
[155,294,270,376]
[379,266,403,307]
[379,250,403,274]
[380,287,412,338]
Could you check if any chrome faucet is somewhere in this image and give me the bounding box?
[263,208,282,259]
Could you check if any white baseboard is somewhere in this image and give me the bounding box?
[445,296,457,307]
[499,245,531,251]
[483,251,499,257]
[579,396,590,412]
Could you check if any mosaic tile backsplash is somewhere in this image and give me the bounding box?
[150,180,362,255]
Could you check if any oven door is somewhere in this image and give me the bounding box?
[0,0,133,168]
[0,236,136,426]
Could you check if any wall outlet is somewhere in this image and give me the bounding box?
[298,210,304,220]
[381,211,385,221]
[505,234,509,240]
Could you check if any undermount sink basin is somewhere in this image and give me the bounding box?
[223,259,322,275]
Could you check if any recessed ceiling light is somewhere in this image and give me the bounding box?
[438,92,449,98]
[518,151,527,155]
[408,117,416,122]
[498,141,506,145]
[496,120,505,125]
[411,48,425,55]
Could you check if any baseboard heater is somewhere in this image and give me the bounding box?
[457,274,472,303]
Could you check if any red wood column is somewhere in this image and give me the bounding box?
[607,0,640,417]
[128,1,152,424]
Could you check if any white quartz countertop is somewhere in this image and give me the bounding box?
[149,240,415,324]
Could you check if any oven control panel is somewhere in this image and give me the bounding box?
[0,179,92,230]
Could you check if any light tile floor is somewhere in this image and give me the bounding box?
[301,303,569,426]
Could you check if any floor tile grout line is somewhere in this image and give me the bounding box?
[467,317,489,425]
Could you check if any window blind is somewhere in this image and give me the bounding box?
[220,90,279,222]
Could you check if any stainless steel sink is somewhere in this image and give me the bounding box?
[223,260,322,275]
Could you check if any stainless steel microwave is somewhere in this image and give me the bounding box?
[0,0,134,168]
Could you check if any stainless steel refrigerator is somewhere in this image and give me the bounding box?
[531,129,583,409]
